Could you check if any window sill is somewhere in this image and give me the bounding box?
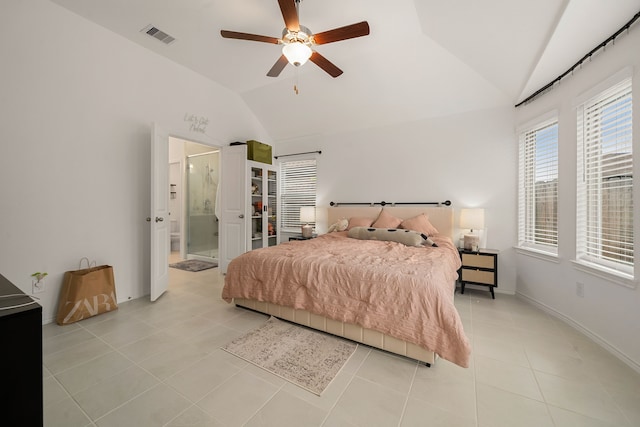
[515,246,560,263]
[571,259,636,289]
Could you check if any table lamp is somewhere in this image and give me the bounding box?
[460,208,485,251]
[300,206,315,238]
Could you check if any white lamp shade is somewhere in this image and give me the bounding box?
[282,42,312,66]
[300,206,316,223]
[460,208,485,231]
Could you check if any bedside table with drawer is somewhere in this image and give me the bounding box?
[458,248,499,299]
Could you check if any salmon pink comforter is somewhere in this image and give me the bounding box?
[222,231,471,367]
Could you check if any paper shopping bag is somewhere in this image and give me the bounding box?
[56,260,118,325]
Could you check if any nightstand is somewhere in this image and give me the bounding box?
[458,248,499,299]
[289,234,317,241]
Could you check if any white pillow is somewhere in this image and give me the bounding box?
[327,218,348,233]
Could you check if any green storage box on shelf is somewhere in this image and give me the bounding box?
[247,140,272,165]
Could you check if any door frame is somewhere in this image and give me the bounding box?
[150,124,221,301]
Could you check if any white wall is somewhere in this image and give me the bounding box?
[274,106,518,294]
[0,0,268,322]
[514,26,640,370]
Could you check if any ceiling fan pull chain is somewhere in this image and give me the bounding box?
[294,67,300,95]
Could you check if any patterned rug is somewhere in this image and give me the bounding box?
[169,259,217,272]
[222,317,357,395]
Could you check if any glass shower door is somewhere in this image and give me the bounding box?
[186,151,219,261]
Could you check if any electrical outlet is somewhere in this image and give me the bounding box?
[32,277,45,294]
[576,282,584,298]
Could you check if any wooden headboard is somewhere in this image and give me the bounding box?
[327,206,454,239]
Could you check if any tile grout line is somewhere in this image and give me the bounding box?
[42,279,222,425]
[396,361,419,427]
[241,373,289,425]
[468,293,480,427]
[64,321,165,424]
[54,313,197,423]
[191,362,267,425]
[74,308,246,424]
[45,372,95,426]
[320,347,370,426]
[522,331,557,427]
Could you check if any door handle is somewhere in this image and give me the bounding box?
[238,214,244,219]
[155,217,164,223]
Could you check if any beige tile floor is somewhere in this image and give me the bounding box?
[42,260,640,426]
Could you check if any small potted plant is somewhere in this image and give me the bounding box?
[31,272,48,283]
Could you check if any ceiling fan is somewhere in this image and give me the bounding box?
[220,0,370,78]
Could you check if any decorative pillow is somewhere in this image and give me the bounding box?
[371,209,402,229]
[327,218,348,233]
[347,217,375,230]
[400,213,439,236]
[347,227,425,247]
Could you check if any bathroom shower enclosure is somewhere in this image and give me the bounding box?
[186,151,219,261]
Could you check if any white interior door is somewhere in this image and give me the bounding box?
[219,145,247,273]
[150,122,170,301]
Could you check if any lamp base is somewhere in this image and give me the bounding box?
[301,224,313,238]
[463,234,480,251]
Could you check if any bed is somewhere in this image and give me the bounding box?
[222,205,471,367]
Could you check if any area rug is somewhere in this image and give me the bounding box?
[221,317,357,395]
[169,259,217,272]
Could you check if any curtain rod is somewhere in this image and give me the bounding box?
[329,200,452,207]
[274,150,322,159]
[515,10,640,108]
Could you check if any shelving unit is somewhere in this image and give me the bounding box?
[219,144,279,273]
[249,164,278,250]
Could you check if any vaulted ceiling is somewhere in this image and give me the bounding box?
[51,0,640,141]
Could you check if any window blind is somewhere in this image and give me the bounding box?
[280,159,317,230]
[518,118,559,253]
[576,77,633,275]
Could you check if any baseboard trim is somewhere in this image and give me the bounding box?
[516,291,640,375]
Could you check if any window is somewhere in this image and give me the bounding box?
[576,77,633,278]
[280,158,317,231]
[518,117,559,254]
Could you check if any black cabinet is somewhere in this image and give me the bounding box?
[458,249,499,299]
[0,273,43,426]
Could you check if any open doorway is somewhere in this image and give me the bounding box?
[168,137,220,266]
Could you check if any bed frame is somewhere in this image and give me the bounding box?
[234,205,456,366]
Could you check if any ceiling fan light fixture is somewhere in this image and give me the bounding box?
[282,42,312,67]
[221,1,369,78]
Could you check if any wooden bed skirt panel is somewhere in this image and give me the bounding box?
[234,298,437,365]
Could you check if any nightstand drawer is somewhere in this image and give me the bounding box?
[461,269,495,285]
[461,253,495,269]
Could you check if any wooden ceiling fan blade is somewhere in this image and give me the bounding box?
[309,51,343,78]
[267,55,289,77]
[313,21,370,45]
[220,30,280,44]
[278,0,300,32]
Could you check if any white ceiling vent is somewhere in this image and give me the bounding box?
[141,25,176,45]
